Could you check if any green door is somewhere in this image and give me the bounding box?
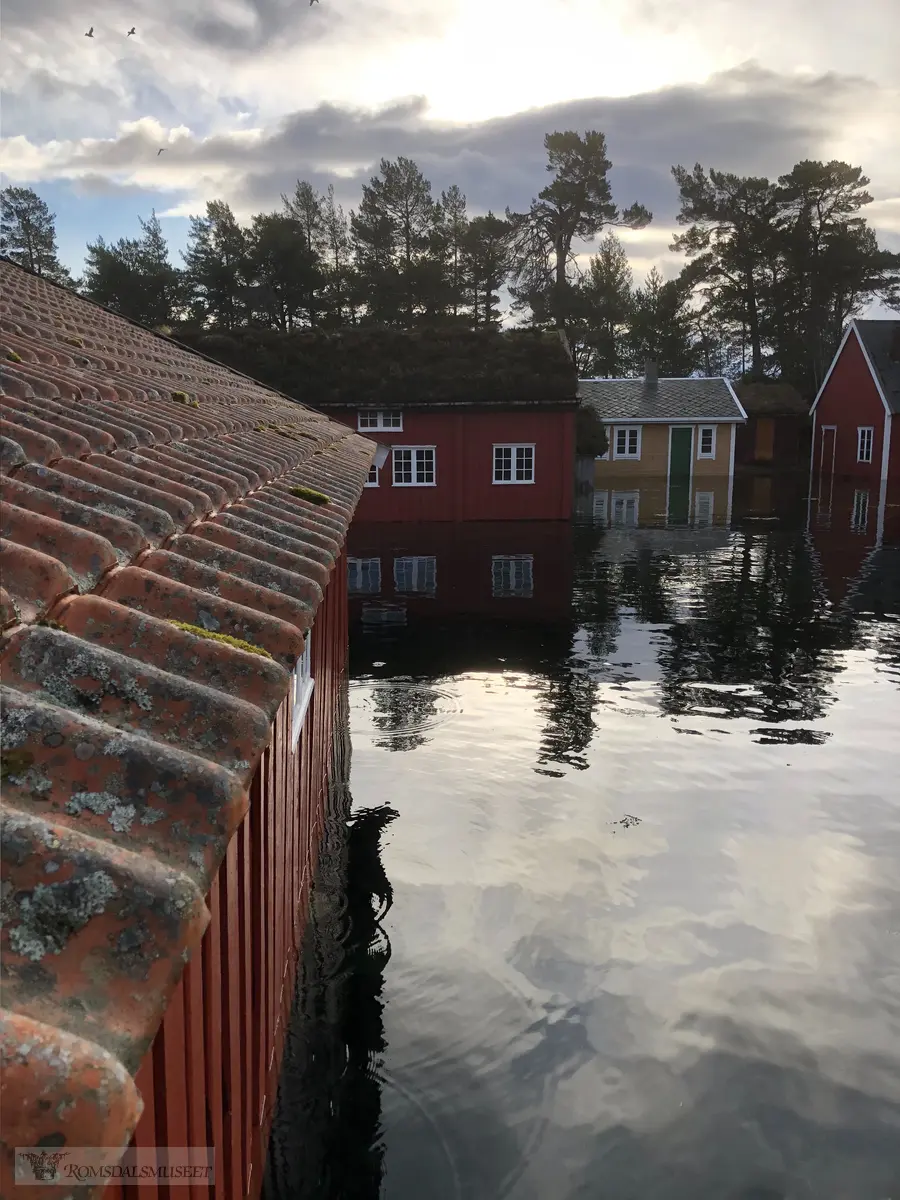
[668,426,693,525]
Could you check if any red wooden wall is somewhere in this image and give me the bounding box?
[103,553,349,1200]
[327,407,576,522]
[812,331,889,482]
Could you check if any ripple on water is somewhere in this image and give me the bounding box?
[350,678,463,748]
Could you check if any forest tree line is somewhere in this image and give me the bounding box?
[1,130,898,397]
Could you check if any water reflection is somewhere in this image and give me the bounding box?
[267,474,900,1200]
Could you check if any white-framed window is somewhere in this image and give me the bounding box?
[364,463,379,487]
[613,426,641,460]
[851,489,869,532]
[492,443,535,484]
[358,410,402,432]
[611,490,639,527]
[291,636,314,751]
[593,490,609,526]
[857,426,874,464]
[394,556,437,594]
[492,555,534,597]
[348,557,381,594]
[392,446,436,486]
[694,491,715,527]
[697,426,716,459]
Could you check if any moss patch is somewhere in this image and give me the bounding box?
[63,335,84,347]
[37,618,65,630]
[167,620,274,660]
[1,749,35,783]
[5,349,22,363]
[288,486,330,505]
[171,390,199,408]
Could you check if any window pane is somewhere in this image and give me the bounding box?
[616,430,627,455]
[494,446,512,481]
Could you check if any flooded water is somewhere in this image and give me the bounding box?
[266,474,900,1200]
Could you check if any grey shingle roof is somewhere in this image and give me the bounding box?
[854,320,900,415]
[578,377,746,423]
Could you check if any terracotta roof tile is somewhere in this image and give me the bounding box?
[0,257,375,1188]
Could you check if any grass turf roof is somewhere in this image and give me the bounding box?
[172,326,578,408]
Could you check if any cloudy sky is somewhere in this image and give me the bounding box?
[1,0,898,293]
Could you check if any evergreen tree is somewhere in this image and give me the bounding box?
[1,186,73,284]
[569,231,633,376]
[627,266,696,377]
[434,184,469,319]
[247,211,323,330]
[461,212,512,327]
[318,185,354,326]
[83,211,181,325]
[183,200,250,330]
[350,156,440,324]
[281,181,326,326]
[508,131,651,335]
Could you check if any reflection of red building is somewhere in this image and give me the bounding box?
[810,320,900,543]
[324,406,576,523]
[346,521,574,623]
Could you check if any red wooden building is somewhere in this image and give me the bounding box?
[809,318,900,546]
[0,262,374,1198]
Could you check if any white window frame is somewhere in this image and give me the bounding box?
[857,426,874,464]
[611,490,640,527]
[393,556,437,594]
[358,410,403,433]
[492,554,534,598]
[291,636,314,751]
[392,445,436,487]
[694,491,715,527]
[697,426,717,460]
[851,489,869,532]
[348,557,381,594]
[364,463,380,488]
[593,490,609,526]
[613,426,642,461]
[492,443,536,485]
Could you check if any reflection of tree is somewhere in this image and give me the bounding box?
[535,666,598,771]
[370,678,443,752]
[264,679,398,1200]
[654,535,855,721]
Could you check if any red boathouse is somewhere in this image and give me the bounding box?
[302,329,578,523]
[809,318,900,544]
[0,261,374,1198]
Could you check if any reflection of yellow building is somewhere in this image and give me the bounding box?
[579,362,746,526]
[591,473,734,528]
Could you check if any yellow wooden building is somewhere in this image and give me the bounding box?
[579,361,747,526]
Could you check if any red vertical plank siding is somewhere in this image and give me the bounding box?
[203,878,226,1200]
[123,559,348,1200]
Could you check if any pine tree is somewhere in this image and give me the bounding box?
[569,232,633,376]
[83,211,181,325]
[627,266,696,377]
[1,186,73,284]
[461,212,512,327]
[183,200,250,330]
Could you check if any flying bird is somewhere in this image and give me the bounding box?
[157,148,166,156]
[85,26,94,36]
[127,26,136,35]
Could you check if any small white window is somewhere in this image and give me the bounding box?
[611,490,639,527]
[394,556,437,595]
[291,636,314,751]
[358,410,403,432]
[593,490,609,526]
[697,426,716,459]
[392,446,436,486]
[613,427,641,460]
[348,557,381,594]
[364,463,379,487]
[857,426,874,464]
[851,489,869,532]
[493,443,535,484]
[492,555,533,598]
[694,491,715,527]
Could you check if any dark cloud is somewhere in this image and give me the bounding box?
[52,62,894,234]
[0,71,123,141]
